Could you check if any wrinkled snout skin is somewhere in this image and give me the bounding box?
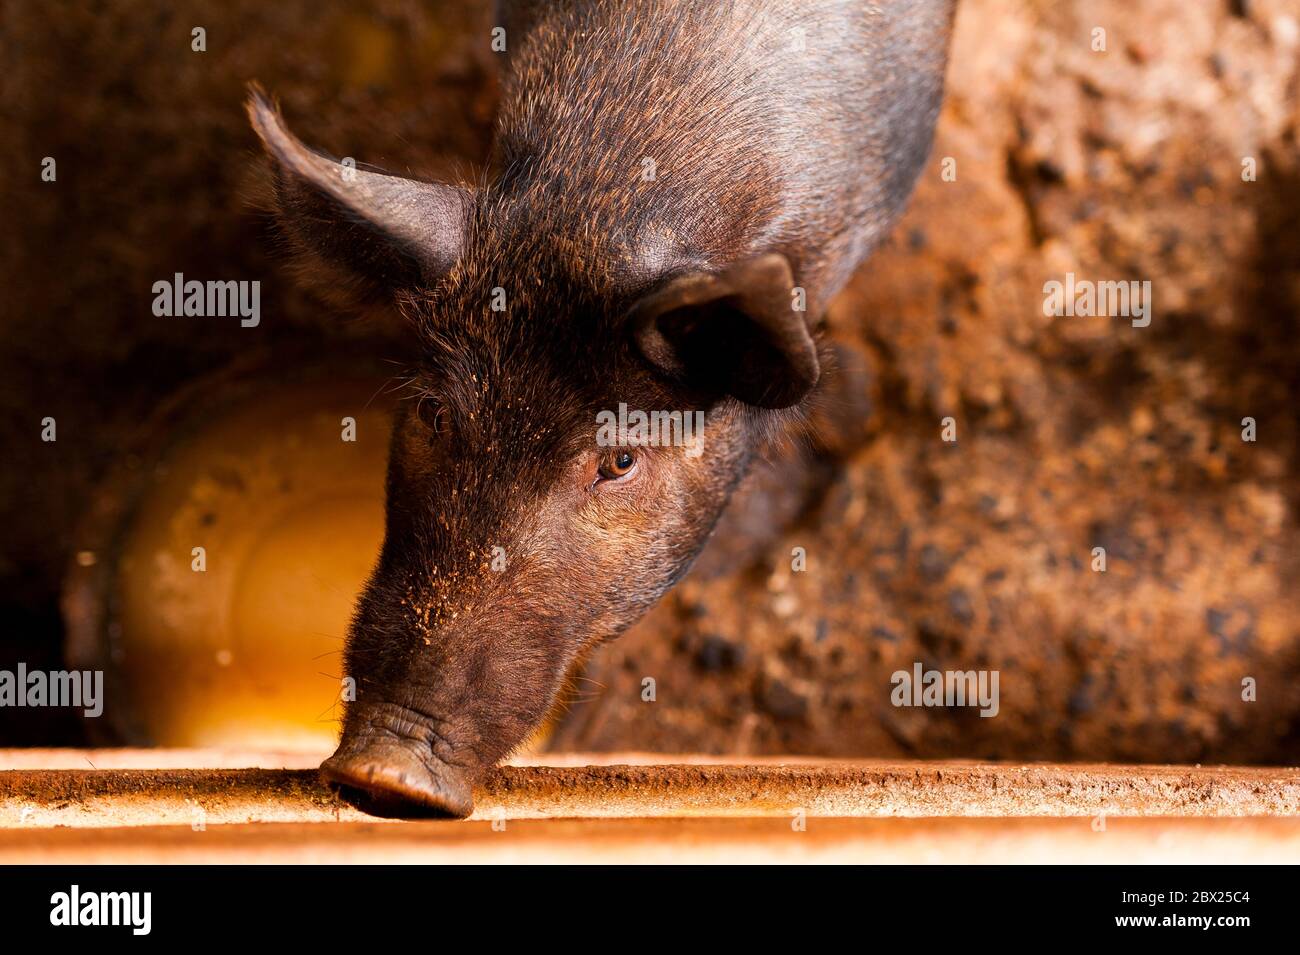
[256,0,955,817]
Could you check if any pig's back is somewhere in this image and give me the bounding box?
[492,0,953,310]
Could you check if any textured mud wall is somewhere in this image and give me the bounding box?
[2,1,1298,759]
[552,0,1300,763]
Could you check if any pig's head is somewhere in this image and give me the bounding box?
[248,90,820,816]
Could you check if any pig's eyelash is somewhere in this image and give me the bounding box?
[414,394,449,434]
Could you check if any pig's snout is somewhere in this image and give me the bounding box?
[321,709,474,819]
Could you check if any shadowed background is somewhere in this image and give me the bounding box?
[1,0,1298,762]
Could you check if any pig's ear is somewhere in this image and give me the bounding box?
[246,86,467,299]
[630,254,820,409]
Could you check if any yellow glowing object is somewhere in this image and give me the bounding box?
[68,368,395,751]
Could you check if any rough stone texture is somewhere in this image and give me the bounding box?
[6,750,1297,861]
[2,1,1299,760]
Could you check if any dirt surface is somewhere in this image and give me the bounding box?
[2,0,1299,761]
[0,748,327,770]
[5,817,1300,864]
[3,753,1299,827]
[5,751,1297,861]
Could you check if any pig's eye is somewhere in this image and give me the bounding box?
[416,397,447,435]
[597,449,638,481]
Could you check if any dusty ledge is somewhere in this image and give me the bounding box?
[4,817,1300,864]
[2,753,1298,828]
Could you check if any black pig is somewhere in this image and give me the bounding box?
[249,0,955,817]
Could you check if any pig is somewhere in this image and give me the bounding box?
[248,0,955,817]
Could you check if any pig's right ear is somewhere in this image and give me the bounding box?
[630,254,820,409]
[246,86,468,301]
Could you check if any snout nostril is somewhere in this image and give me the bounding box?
[321,743,474,819]
[327,782,453,820]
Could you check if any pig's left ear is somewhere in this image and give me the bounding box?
[246,86,468,300]
[630,254,820,409]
